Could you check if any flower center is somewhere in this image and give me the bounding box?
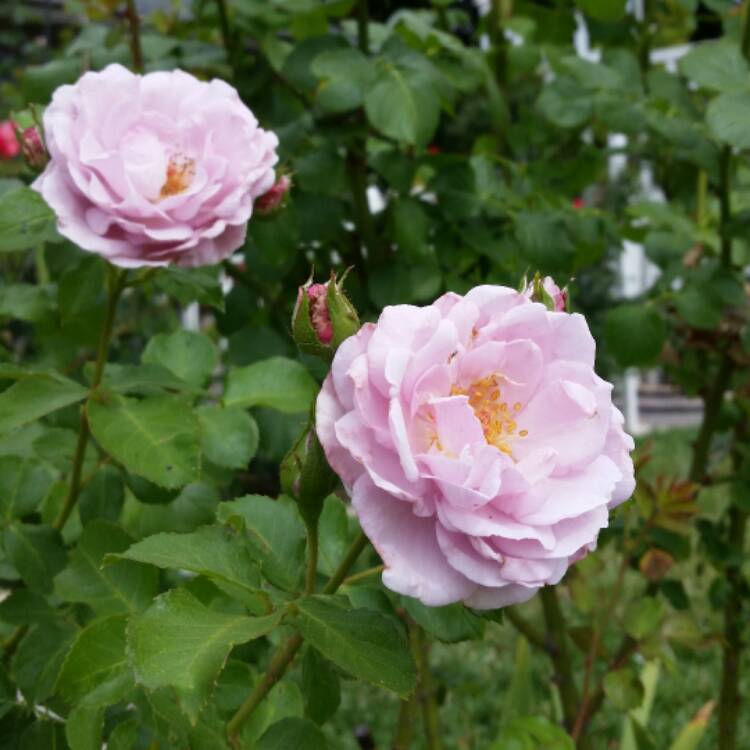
[452,374,528,455]
[159,155,195,199]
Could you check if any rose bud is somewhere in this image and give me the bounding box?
[280,422,338,528]
[18,125,48,170]
[316,284,635,609]
[255,173,292,216]
[292,271,360,360]
[524,274,568,312]
[0,121,20,159]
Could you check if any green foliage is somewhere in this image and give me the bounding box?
[291,595,416,697]
[128,588,282,718]
[1,2,748,748]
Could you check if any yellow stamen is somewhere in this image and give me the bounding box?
[159,155,195,199]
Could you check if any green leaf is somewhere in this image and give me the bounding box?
[312,47,374,113]
[403,599,484,643]
[88,394,201,489]
[537,77,592,128]
[491,716,575,750]
[3,523,66,593]
[13,620,77,703]
[79,465,125,524]
[56,615,133,706]
[217,495,306,592]
[0,372,88,436]
[0,186,59,253]
[301,647,340,725]
[604,305,666,367]
[112,525,262,601]
[258,717,328,750]
[224,357,318,414]
[624,597,664,640]
[317,494,348,577]
[153,266,225,311]
[0,456,54,525]
[59,255,105,325]
[706,91,750,149]
[680,40,749,93]
[292,595,416,697]
[365,56,440,147]
[392,197,429,259]
[106,719,139,750]
[65,705,104,750]
[575,0,626,21]
[673,286,723,330]
[0,589,55,625]
[197,406,259,469]
[128,588,282,717]
[604,667,645,711]
[142,330,218,388]
[54,521,158,615]
[100,363,198,396]
[0,284,55,322]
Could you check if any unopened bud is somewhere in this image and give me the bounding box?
[0,121,20,160]
[255,174,292,216]
[280,422,338,528]
[292,270,360,360]
[522,273,568,312]
[18,125,48,170]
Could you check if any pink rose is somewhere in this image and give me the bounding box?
[0,121,20,159]
[316,285,635,609]
[33,64,278,268]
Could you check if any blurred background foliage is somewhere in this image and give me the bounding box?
[0,1,749,749]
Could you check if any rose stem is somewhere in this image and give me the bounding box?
[123,0,144,73]
[226,531,369,744]
[410,622,443,750]
[54,266,127,531]
[214,0,234,68]
[304,520,319,595]
[504,606,546,650]
[392,693,416,750]
[538,587,580,736]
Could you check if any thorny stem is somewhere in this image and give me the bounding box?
[718,146,732,267]
[123,0,144,73]
[226,532,369,744]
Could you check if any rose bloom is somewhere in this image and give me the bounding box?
[317,285,635,609]
[33,64,278,267]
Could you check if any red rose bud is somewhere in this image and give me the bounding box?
[255,173,291,215]
[19,125,48,170]
[292,270,360,360]
[572,197,584,209]
[0,121,20,160]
